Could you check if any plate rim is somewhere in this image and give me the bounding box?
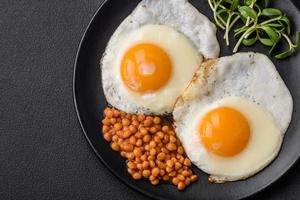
[72,0,300,199]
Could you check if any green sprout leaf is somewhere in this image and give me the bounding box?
[275,49,296,59]
[258,37,274,46]
[261,8,282,17]
[243,37,258,46]
[230,0,239,11]
[260,26,279,42]
[280,16,291,35]
[239,6,257,19]
[296,32,300,47]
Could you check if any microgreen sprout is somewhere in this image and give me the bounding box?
[208,0,300,59]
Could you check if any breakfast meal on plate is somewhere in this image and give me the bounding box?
[173,52,293,183]
[101,107,198,190]
[101,0,219,115]
[98,0,296,192]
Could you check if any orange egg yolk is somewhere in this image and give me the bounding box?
[199,107,250,157]
[120,43,172,93]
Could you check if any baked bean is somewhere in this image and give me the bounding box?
[151,167,160,177]
[129,125,137,134]
[184,158,192,166]
[169,135,177,143]
[129,136,136,145]
[154,135,161,143]
[136,139,143,147]
[162,175,170,181]
[177,182,186,190]
[122,118,130,126]
[149,141,156,148]
[177,146,184,155]
[149,175,156,181]
[103,133,112,142]
[140,154,147,161]
[169,171,176,177]
[191,175,198,182]
[153,117,161,124]
[132,120,139,126]
[144,144,150,151]
[184,177,191,186]
[123,130,132,139]
[132,172,142,180]
[127,161,136,169]
[102,125,110,133]
[110,118,117,124]
[143,134,151,143]
[172,177,180,185]
[154,124,161,131]
[157,131,164,139]
[138,115,145,122]
[105,109,114,118]
[149,160,156,168]
[127,168,134,175]
[160,169,166,176]
[126,152,135,160]
[144,119,152,127]
[114,123,122,131]
[177,174,185,181]
[120,151,126,157]
[137,163,143,170]
[112,135,118,142]
[182,170,190,177]
[142,170,151,178]
[157,152,166,161]
[148,155,155,161]
[166,160,174,168]
[140,127,148,135]
[166,143,177,151]
[113,109,120,117]
[150,148,156,156]
[157,161,165,169]
[102,118,110,126]
[163,135,169,143]
[133,148,142,157]
[175,162,182,170]
[135,131,143,139]
[150,127,157,134]
[123,143,133,152]
[161,147,169,154]
[142,161,149,169]
[162,125,170,133]
[150,179,159,185]
[166,166,173,173]
[168,130,175,136]
[111,142,120,152]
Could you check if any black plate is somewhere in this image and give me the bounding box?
[73,0,300,199]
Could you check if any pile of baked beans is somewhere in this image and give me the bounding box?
[101,107,198,190]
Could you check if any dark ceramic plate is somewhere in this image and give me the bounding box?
[73,0,300,199]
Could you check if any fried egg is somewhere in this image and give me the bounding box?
[101,0,219,115]
[173,52,293,182]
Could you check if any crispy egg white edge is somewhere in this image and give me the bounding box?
[101,0,220,115]
[173,52,293,182]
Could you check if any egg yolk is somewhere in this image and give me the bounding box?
[199,107,250,157]
[120,43,172,93]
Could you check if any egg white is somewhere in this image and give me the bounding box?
[101,0,219,115]
[175,97,283,182]
[173,52,293,182]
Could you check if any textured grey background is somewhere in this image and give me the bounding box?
[0,0,300,199]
